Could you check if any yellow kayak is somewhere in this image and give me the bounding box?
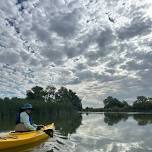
[0,123,55,150]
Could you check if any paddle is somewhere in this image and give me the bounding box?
[43,129,53,137]
[37,125,54,137]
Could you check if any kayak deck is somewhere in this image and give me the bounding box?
[0,123,55,150]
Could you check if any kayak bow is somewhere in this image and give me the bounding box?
[0,123,55,150]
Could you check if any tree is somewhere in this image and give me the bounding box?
[55,87,69,101]
[137,96,147,103]
[122,101,129,108]
[44,86,56,102]
[68,89,82,111]
[26,86,45,100]
[103,96,124,109]
[26,90,35,99]
[55,87,82,110]
[133,96,152,111]
[103,96,113,108]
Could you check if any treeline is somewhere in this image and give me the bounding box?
[0,86,82,120]
[84,96,152,112]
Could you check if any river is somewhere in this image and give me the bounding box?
[1,112,152,152]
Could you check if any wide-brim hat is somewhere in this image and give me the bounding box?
[21,103,33,110]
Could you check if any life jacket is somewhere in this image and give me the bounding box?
[16,113,33,125]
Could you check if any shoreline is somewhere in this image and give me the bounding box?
[80,111,152,114]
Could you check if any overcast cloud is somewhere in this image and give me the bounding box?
[0,0,152,107]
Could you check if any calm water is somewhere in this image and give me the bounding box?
[1,112,152,152]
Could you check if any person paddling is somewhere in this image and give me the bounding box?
[15,103,38,132]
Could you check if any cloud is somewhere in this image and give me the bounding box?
[40,45,67,64]
[0,50,20,65]
[50,9,82,38]
[120,51,152,72]
[96,27,115,49]
[117,5,152,40]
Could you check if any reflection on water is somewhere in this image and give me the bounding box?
[133,114,152,126]
[104,112,152,126]
[1,113,152,152]
[104,113,128,126]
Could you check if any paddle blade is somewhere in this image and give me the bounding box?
[44,129,53,137]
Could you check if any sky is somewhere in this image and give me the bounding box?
[0,0,152,107]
